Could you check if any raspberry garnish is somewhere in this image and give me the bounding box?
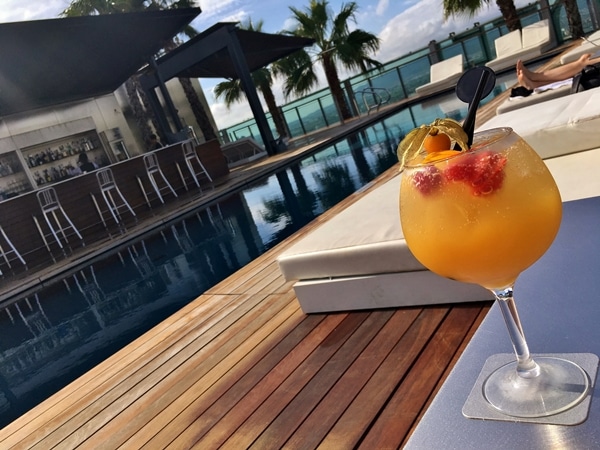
[411,166,442,195]
[444,153,476,182]
[443,151,507,195]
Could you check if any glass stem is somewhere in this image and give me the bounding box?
[492,287,540,379]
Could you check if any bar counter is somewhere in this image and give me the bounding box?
[0,139,228,280]
[405,195,600,449]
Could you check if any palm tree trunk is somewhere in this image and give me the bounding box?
[261,85,288,138]
[178,77,217,142]
[322,55,353,121]
[564,0,584,38]
[496,0,522,31]
[125,77,154,146]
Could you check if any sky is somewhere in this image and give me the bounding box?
[0,0,529,129]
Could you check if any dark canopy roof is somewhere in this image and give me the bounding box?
[151,22,314,80]
[138,22,314,155]
[0,8,200,116]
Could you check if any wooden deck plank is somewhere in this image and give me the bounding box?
[279,308,422,449]
[229,310,396,449]
[237,261,289,296]
[254,309,421,449]
[164,312,349,448]
[133,300,312,449]
[193,312,371,449]
[315,306,451,449]
[358,304,484,449]
[70,293,298,449]
[402,304,490,446]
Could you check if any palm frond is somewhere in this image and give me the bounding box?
[213,79,244,107]
[442,0,491,19]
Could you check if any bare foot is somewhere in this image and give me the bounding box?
[516,59,540,81]
[517,68,535,89]
[578,53,600,66]
[579,53,593,65]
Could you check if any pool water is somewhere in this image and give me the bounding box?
[0,82,516,426]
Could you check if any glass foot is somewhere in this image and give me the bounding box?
[483,356,590,418]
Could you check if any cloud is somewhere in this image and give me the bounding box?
[376,0,476,62]
[375,0,389,16]
[210,100,255,130]
[375,0,531,62]
[0,0,69,22]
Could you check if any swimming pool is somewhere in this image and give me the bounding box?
[0,80,517,426]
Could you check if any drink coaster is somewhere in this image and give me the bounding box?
[463,353,599,425]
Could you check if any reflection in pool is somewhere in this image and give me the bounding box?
[0,84,514,425]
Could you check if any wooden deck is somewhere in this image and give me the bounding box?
[2,44,583,447]
[0,164,491,448]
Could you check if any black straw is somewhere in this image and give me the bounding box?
[462,70,490,147]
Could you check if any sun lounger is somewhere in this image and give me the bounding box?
[495,79,573,114]
[276,175,491,313]
[279,84,600,314]
[415,54,464,96]
[560,30,600,65]
[485,20,553,72]
[478,86,600,158]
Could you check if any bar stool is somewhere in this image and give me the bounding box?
[141,153,177,204]
[176,140,213,191]
[93,168,136,226]
[0,225,26,275]
[33,187,84,253]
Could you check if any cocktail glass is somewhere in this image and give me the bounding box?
[399,127,589,418]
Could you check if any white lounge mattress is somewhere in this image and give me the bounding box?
[277,174,425,282]
[560,30,600,65]
[478,87,600,158]
[496,82,572,115]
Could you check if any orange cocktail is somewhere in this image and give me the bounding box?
[400,127,562,290]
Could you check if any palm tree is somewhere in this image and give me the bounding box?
[281,0,382,122]
[563,0,584,39]
[62,0,217,146]
[443,0,521,31]
[213,20,289,139]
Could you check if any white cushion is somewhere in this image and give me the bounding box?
[485,48,544,72]
[485,20,551,72]
[430,54,463,83]
[494,29,522,58]
[478,87,600,158]
[560,31,600,65]
[521,19,550,49]
[415,55,464,96]
[496,82,572,114]
[277,175,425,282]
[415,72,463,96]
[277,174,493,313]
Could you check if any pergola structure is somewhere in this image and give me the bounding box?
[0,9,313,157]
[138,22,314,156]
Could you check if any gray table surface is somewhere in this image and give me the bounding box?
[404,195,600,450]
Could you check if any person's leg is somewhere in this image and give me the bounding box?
[516,54,600,86]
